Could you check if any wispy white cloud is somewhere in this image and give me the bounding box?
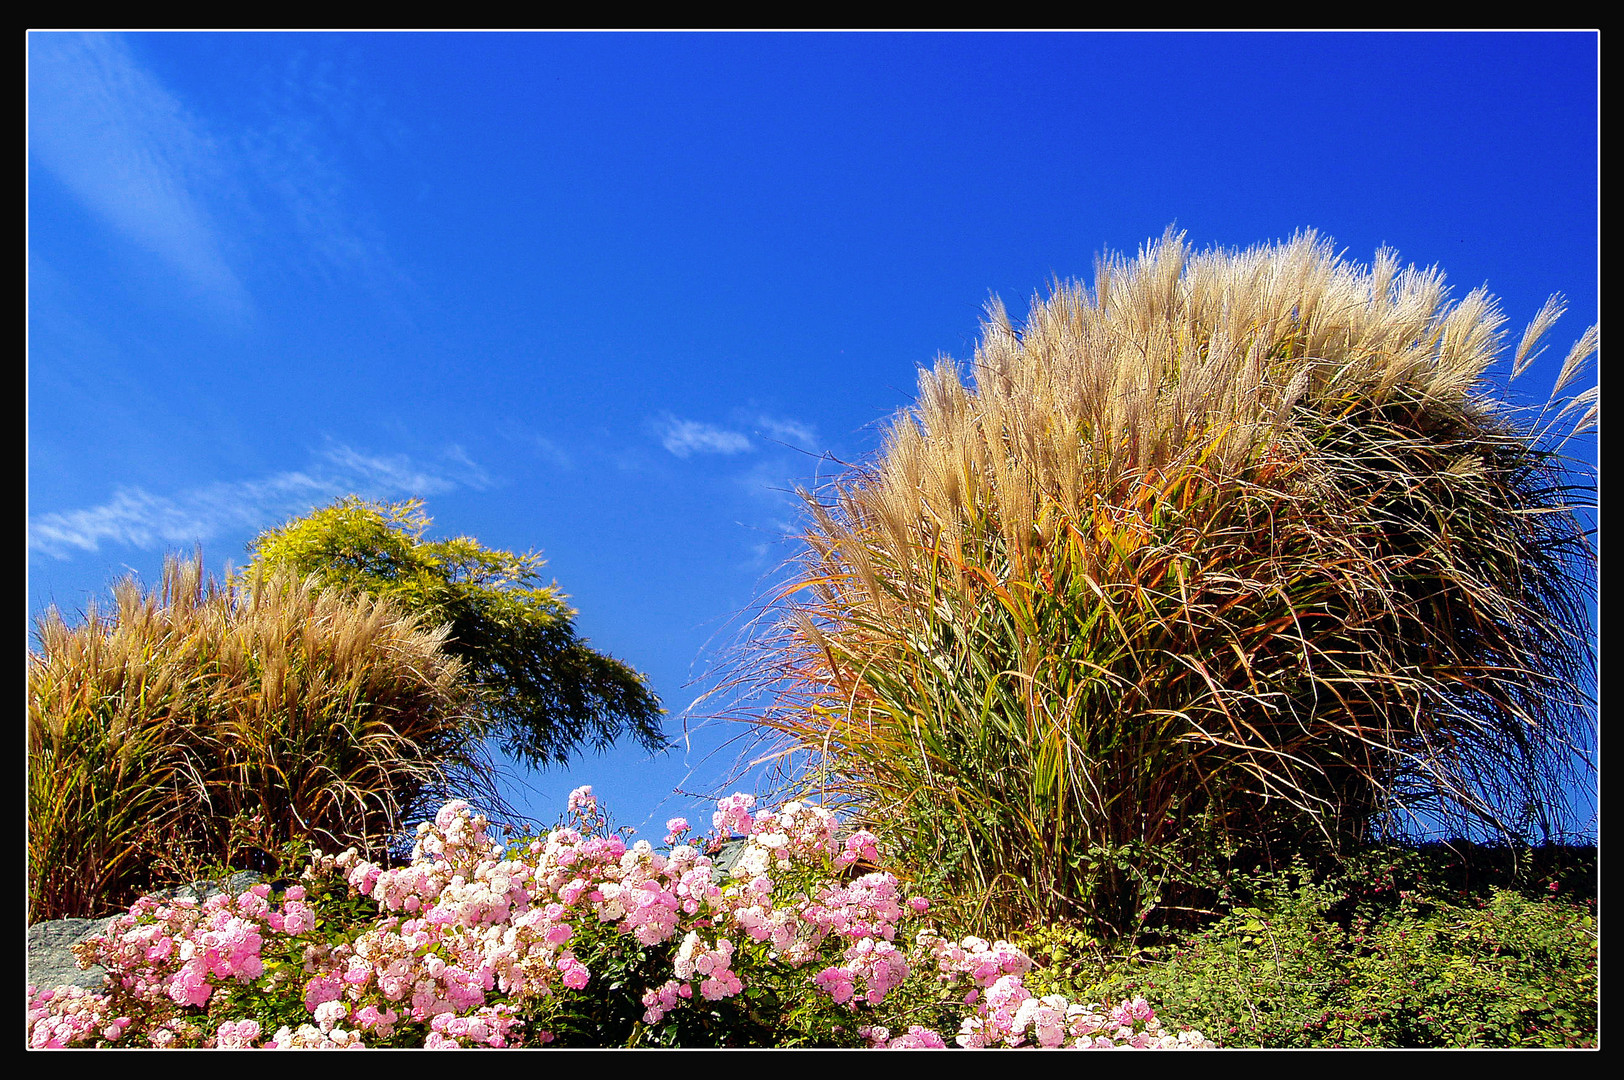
[752,414,818,447]
[238,47,408,299]
[436,444,495,489]
[28,33,406,318]
[494,424,575,471]
[529,435,576,470]
[658,416,753,458]
[654,412,822,459]
[28,442,482,559]
[29,32,251,314]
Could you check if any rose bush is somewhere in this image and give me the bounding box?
[27,787,1215,1049]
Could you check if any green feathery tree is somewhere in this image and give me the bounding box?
[244,497,666,769]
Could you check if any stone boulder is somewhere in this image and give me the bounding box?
[26,873,266,997]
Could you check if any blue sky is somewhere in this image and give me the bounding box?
[27,31,1600,839]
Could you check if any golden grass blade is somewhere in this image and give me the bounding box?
[712,232,1596,936]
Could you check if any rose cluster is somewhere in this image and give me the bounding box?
[28,787,1215,1050]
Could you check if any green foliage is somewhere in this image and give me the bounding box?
[735,232,1598,936]
[1018,848,1598,1048]
[28,554,492,922]
[536,917,812,1048]
[244,496,666,769]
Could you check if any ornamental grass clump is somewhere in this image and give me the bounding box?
[734,230,1597,935]
[28,552,496,923]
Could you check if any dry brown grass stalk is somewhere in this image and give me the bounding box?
[28,553,502,922]
[724,229,1597,934]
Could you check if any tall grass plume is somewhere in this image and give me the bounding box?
[28,553,500,922]
[727,230,1597,934]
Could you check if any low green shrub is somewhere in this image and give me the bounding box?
[1052,876,1597,1047]
[1337,888,1598,1048]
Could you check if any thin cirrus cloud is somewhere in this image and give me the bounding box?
[27,443,484,559]
[656,413,819,460]
[658,416,753,458]
[752,414,817,448]
[29,33,250,315]
[235,53,408,300]
[28,32,403,316]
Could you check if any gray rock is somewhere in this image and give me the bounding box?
[26,873,267,1001]
[26,917,118,995]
